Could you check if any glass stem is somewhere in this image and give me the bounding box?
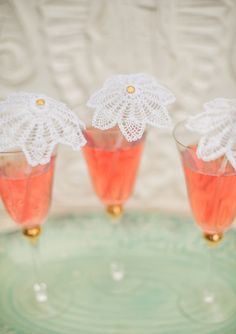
[203,246,215,303]
[202,232,223,303]
[110,212,125,282]
[30,239,48,303]
[23,226,48,303]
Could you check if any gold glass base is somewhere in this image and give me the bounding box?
[106,204,123,220]
[23,226,42,243]
[203,232,223,247]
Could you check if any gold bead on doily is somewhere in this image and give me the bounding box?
[36,98,45,106]
[126,85,136,94]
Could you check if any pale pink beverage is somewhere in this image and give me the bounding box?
[181,145,236,234]
[0,154,55,228]
[83,127,145,206]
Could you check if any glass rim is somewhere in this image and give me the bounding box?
[83,126,148,135]
[84,126,121,134]
[0,146,58,157]
[83,126,147,143]
[173,120,193,150]
[0,149,23,156]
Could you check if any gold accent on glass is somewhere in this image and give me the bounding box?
[203,232,223,246]
[106,204,123,220]
[23,226,42,241]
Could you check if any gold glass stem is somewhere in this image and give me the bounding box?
[203,232,223,247]
[106,204,124,221]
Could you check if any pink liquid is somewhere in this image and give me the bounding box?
[83,128,145,205]
[0,157,55,227]
[182,146,236,234]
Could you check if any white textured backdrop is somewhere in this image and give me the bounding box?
[0,0,236,227]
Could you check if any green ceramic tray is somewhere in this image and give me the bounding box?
[0,213,236,334]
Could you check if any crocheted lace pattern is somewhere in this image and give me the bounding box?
[87,73,175,141]
[186,98,236,169]
[0,92,86,166]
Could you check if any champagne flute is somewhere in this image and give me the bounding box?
[174,120,236,323]
[0,92,86,316]
[0,149,56,305]
[83,73,175,282]
[83,126,145,280]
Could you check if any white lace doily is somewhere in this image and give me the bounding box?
[87,73,176,142]
[0,92,86,166]
[186,98,236,169]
